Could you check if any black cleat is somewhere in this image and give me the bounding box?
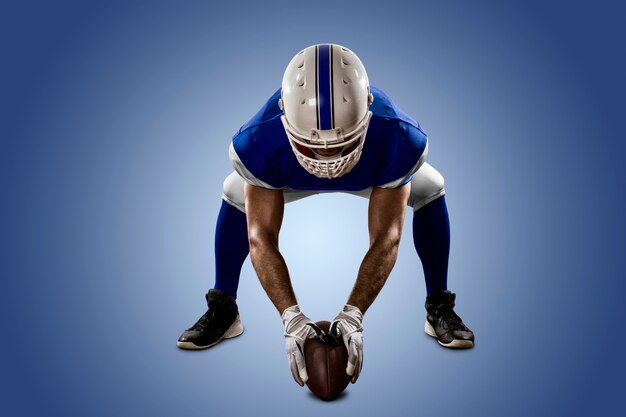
[424,290,474,349]
[177,289,244,350]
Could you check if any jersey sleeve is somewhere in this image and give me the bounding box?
[375,121,429,188]
[226,88,290,189]
[228,142,280,189]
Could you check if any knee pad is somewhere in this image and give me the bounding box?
[408,163,446,211]
[222,171,246,213]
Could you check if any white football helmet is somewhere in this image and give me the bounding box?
[279,44,374,179]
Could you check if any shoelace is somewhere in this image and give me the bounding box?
[190,308,218,331]
[433,304,466,330]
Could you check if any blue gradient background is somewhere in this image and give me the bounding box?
[1,1,624,416]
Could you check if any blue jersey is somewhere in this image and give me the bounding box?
[229,86,428,190]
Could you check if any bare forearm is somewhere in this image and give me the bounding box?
[249,241,297,315]
[244,183,295,315]
[347,239,400,314]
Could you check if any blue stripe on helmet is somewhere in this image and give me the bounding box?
[317,44,333,130]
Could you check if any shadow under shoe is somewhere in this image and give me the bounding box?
[177,289,244,350]
[424,290,474,349]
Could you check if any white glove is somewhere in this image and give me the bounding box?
[282,305,318,386]
[330,304,364,383]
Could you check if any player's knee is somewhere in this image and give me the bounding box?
[222,171,246,213]
[408,164,446,211]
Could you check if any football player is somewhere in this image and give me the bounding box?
[177,44,475,386]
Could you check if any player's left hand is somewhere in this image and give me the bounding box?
[330,304,364,383]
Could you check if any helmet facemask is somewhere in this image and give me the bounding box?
[281,111,372,179]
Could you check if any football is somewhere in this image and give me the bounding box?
[304,321,351,401]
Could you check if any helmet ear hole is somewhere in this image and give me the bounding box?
[368,93,374,105]
[278,98,284,111]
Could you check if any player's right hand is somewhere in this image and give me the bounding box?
[282,305,318,386]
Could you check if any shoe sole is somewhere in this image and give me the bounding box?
[176,314,244,350]
[424,320,474,349]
